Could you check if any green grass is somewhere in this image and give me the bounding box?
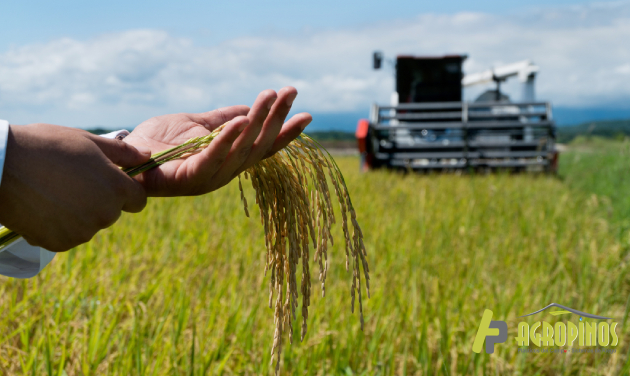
[560,137,630,234]
[2,154,630,375]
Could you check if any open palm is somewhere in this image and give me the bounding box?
[124,87,312,197]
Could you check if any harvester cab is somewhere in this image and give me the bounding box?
[356,53,557,172]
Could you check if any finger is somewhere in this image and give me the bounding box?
[209,90,277,185]
[121,177,148,213]
[235,86,297,174]
[264,113,312,158]
[190,105,251,131]
[90,135,152,168]
[182,116,249,195]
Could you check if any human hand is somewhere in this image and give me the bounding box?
[123,86,312,197]
[0,124,150,252]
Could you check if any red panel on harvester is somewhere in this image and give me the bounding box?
[356,119,369,153]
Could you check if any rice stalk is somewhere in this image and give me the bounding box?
[246,133,370,373]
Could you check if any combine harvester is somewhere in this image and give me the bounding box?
[356,53,558,172]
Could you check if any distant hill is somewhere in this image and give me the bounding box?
[305,130,355,141]
[305,130,356,149]
[556,119,630,143]
[85,127,113,135]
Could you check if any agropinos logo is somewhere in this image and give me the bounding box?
[472,303,619,354]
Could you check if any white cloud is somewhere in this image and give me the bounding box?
[616,63,630,75]
[1,2,630,128]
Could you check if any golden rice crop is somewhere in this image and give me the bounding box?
[241,134,370,373]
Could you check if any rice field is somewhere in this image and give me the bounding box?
[560,137,630,234]
[2,140,630,375]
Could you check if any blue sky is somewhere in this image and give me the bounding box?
[1,1,629,128]
[1,0,597,50]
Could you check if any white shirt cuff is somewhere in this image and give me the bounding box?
[0,119,8,187]
[100,129,130,140]
[0,238,55,278]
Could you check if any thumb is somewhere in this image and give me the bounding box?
[90,136,152,168]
